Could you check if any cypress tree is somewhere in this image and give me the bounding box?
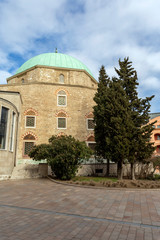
[93,66,111,176]
[115,58,155,179]
[93,66,132,179]
[104,78,132,179]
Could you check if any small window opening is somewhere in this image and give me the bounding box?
[58,118,66,129]
[87,119,95,130]
[59,74,64,83]
[23,134,36,157]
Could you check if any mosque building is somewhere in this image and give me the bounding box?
[0,52,97,178]
[0,52,159,179]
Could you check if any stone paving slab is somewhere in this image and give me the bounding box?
[0,179,160,239]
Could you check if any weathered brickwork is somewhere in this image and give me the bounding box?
[7,67,97,88]
[0,67,97,163]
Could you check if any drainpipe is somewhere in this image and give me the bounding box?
[13,111,19,167]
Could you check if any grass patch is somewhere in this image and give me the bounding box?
[72,176,118,182]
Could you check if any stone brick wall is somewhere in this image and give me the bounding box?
[7,66,97,88]
[77,163,154,178]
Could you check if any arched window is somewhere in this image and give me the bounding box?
[21,78,24,84]
[25,110,36,128]
[57,112,67,129]
[57,90,67,106]
[59,74,64,83]
[23,134,36,157]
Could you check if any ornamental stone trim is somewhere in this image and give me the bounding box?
[24,108,38,116]
[55,110,69,118]
[86,133,95,142]
[57,132,66,137]
[55,88,69,96]
[85,112,94,119]
[21,131,38,140]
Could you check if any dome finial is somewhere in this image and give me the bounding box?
[55,48,58,53]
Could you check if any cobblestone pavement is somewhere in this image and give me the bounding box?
[0,179,160,240]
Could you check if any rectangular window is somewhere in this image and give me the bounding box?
[24,142,34,156]
[87,119,95,130]
[10,112,16,151]
[58,96,66,106]
[157,125,160,128]
[0,107,9,149]
[26,116,35,127]
[58,118,66,129]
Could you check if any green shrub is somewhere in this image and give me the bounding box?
[146,174,154,180]
[154,174,160,180]
[29,135,92,180]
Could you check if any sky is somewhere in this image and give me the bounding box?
[0,0,160,113]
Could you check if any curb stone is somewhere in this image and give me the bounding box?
[47,176,160,191]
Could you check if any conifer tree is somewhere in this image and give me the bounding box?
[103,78,132,179]
[115,58,155,179]
[93,66,111,176]
[93,66,132,179]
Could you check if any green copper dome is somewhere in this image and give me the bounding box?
[16,53,93,77]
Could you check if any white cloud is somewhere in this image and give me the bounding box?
[0,0,66,53]
[0,71,12,85]
[141,77,160,90]
[0,0,160,111]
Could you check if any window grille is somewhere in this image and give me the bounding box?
[57,90,67,106]
[26,116,35,127]
[87,119,95,130]
[24,142,34,155]
[58,118,66,129]
[58,96,66,106]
